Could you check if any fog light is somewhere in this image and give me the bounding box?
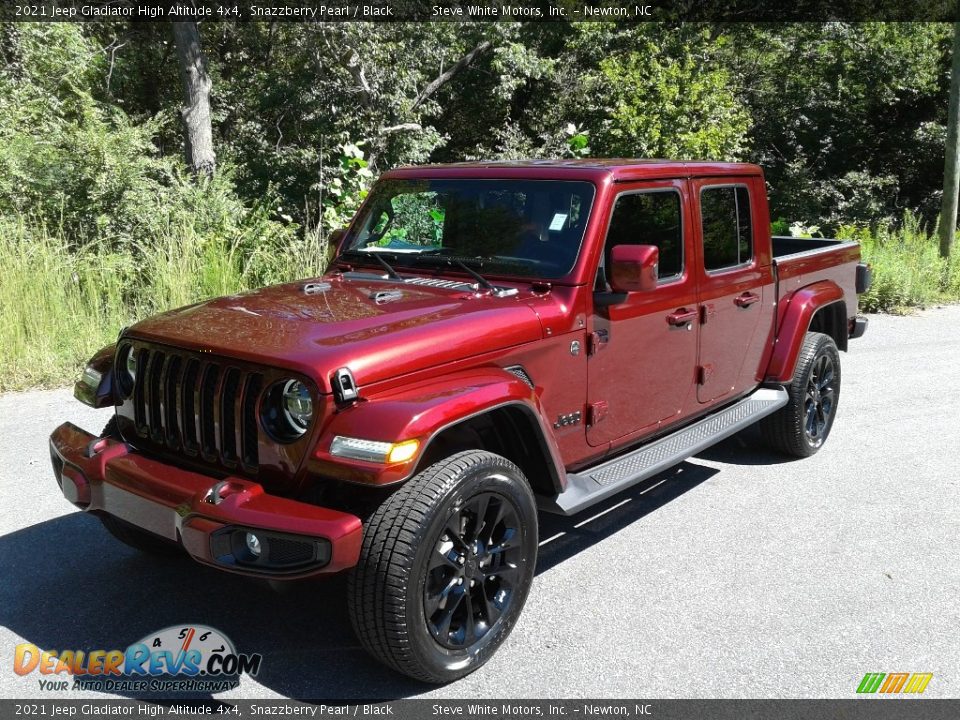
[245,532,262,558]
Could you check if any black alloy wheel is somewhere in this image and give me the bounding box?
[424,491,524,648]
[804,352,837,447]
[348,450,538,683]
[760,331,842,458]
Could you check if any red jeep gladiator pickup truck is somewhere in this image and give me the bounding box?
[50,160,869,682]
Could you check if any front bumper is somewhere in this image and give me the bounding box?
[49,422,363,579]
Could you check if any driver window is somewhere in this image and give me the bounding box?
[604,190,684,285]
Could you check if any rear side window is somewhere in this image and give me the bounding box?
[605,190,683,280]
[700,186,752,271]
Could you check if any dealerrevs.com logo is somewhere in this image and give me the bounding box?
[14,625,262,693]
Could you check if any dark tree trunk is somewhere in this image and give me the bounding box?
[171,21,215,177]
[939,22,960,259]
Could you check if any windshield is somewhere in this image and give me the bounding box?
[342,179,596,279]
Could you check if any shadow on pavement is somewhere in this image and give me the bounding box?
[1,459,720,701]
[536,460,717,575]
[695,428,795,466]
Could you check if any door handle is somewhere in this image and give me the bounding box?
[666,308,698,327]
[734,292,761,308]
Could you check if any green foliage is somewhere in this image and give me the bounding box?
[788,221,822,238]
[591,31,749,159]
[0,25,164,243]
[0,23,311,390]
[739,23,951,227]
[2,20,960,390]
[563,124,591,158]
[837,215,960,313]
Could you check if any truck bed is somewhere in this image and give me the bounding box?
[772,235,853,258]
[771,235,862,330]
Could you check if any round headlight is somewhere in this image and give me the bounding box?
[281,380,312,433]
[261,378,315,442]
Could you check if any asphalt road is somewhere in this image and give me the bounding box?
[1,306,958,701]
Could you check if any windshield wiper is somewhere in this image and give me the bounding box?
[452,260,495,292]
[410,254,495,292]
[337,249,402,280]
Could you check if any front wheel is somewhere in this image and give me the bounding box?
[348,451,538,683]
[760,331,841,457]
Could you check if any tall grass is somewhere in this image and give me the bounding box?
[0,218,127,390]
[837,214,960,313]
[0,217,328,392]
[3,208,959,392]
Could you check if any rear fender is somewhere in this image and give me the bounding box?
[308,368,566,489]
[766,281,844,383]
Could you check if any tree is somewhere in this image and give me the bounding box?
[939,22,960,258]
[171,21,215,176]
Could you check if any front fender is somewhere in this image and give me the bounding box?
[766,281,844,383]
[307,367,565,488]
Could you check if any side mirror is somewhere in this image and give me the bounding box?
[609,245,659,293]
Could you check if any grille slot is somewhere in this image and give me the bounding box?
[133,348,148,431]
[180,358,200,455]
[200,364,220,461]
[163,355,183,449]
[241,374,263,468]
[220,368,241,465]
[147,351,166,443]
[129,347,262,473]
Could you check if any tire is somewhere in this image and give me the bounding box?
[348,450,538,683]
[760,331,841,458]
[101,417,120,440]
[97,416,183,556]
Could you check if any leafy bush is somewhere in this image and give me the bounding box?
[837,214,960,313]
[0,24,316,391]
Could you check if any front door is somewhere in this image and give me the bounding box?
[692,178,772,404]
[587,180,699,447]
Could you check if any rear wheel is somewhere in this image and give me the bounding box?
[96,417,183,556]
[760,332,841,457]
[348,450,538,683]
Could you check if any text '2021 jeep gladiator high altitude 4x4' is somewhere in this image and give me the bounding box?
[51,160,870,683]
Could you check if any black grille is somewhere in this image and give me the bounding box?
[130,347,263,473]
[266,537,316,567]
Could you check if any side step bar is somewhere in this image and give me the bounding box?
[539,387,789,516]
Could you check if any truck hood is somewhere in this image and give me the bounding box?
[126,274,544,392]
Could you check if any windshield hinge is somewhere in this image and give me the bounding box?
[332,367,359,405]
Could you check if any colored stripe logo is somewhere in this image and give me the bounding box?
[857,672,932,694]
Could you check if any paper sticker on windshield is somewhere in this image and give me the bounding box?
[549,213,568,232]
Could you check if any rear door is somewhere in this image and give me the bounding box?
[586,179,699,447]
[692,178,774,404]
